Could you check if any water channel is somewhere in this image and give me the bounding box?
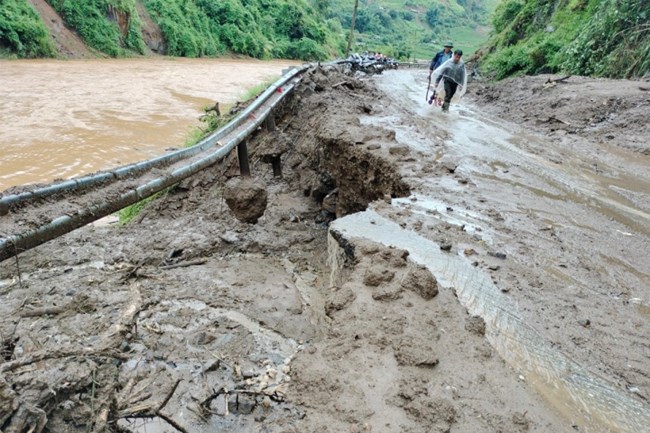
[0,58,299,191]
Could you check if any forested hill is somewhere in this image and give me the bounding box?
[481,0,650,79]
[324,0,498,60]
[0,0,494,61]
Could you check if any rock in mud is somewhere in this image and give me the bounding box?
[379,247,409,267]
[363,267,395,286]
[401,395,457,429]
[392,338,439,367]
[371,283,403,301]
[325,285,356,316]
[223,177,268,223]
[401,264,438,300]
[465,315,486,336]
[389,145,410,156]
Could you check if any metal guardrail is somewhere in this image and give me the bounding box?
[0,64,310,263]
[398,62,430,69]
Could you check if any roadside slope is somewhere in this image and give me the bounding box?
[27,0,94,59]
[471,74,650,155]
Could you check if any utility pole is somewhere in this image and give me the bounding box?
[345,0,359,58]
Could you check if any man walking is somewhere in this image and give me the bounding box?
[429,41,453,73]
[433,49,466,113]
[428,41,453,105]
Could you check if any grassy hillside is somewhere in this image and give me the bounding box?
[142,0,345,59]
[482,0,650,79]
[1,0,344,60]
[47,0,146,56]
[1,0,495,61]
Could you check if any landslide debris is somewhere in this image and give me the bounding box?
[0,66,410,433]
[471,74,650,155]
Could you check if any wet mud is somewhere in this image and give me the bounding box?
[1,66,649,433]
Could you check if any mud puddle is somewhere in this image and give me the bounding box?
[450,106,650,234]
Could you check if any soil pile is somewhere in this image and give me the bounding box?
[471,74,650,155]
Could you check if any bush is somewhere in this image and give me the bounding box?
[558,0,650,77]
[286,37,328,61]
[145,0,340,60]
[483,44,532,79]
[0,0,55,57]
[146,0,222,57]
[484,0,650,79]
[492,0,524,34]
[48,0,145,57]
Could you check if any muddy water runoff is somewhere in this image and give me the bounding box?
[0,58,299,191]
[331,211,648,433]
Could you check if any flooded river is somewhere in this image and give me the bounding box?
[0,58,299,191]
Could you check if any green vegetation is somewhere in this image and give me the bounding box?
[327,0,497,60]
[47,0,145,56]
[117,188,166,224]
[41,0,344,60]
[0,0,56,57]
[1,0,494,61]
[240,77,280,101]
[482,0,650,79]
[142,0,341,60]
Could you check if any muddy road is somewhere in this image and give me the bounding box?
[1,67,648,433]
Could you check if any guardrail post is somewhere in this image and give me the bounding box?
[265,114,276,132]
[271,156,282,178]
[237,140,251,177]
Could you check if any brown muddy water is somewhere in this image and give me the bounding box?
[0,58,300,191]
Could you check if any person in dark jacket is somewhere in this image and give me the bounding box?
[429,41,454,72]
[427,41,453,105]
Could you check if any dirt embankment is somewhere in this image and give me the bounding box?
[28,0,166,58]
[471,74,650,155]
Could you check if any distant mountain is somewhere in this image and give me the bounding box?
[326,0,498,59]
